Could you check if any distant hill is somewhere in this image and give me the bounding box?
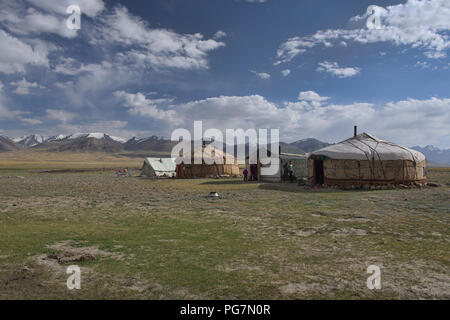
[0,132,333,155]
[289,138,332,153]
[411,145,450,166]
[5,132,448,166]
[124,136,177,152]
[0,136,20,152]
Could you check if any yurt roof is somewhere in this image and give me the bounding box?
[144,157,177,172]
[310,133,426,162]
[176,144,236,164]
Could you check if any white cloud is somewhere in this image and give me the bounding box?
[10,77,45,95]
[0,7,77,38]
[111,89,450,147]
[45,109,77,123]
[115,91,180,124]
[53,57,112,76]
[26,0,105,18]
[281,69,291,77]
[317,61,361,78]
[0,30,49,74]
[275,0,450,64]
[250,70,271,79]
[91,6,225,70]
[298,91,330,102]
[213,30,227,39]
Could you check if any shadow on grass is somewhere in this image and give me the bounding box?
[201,179,346,193]
[258,183,346,194]
[200,179,250,185]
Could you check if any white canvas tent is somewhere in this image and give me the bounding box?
[141,157,177,178]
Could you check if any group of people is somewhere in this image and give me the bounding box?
[243,161,295,182]
[242,164,258,181]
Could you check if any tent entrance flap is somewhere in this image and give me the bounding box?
[314,160,324,185]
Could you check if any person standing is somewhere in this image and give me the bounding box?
[243,167,248,181]
[250,164,257,181]
[288,161,294,183]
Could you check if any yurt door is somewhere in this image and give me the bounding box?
[314,160,324,185]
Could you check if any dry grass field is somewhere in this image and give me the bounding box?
[0,152,449,299]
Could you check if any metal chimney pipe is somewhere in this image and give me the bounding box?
[354,126,357,137]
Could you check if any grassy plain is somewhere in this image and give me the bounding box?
[0,152,448,299]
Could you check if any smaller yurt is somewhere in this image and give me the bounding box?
[176,144,240,178]
[308,133,426,186]
[248,147,308,182]
[141,157,177,178]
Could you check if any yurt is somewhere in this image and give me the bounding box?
[248,147,308,182]
[141,157,177,178]
[176,144,240,178]
[308,133,426,186]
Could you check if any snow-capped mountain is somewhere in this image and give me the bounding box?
[67,133,127,143]
[45,134,68,142]
[13,134,47,147]
[410,145,450,166]
[0,135,19,152]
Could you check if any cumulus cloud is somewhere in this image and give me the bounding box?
[10,78,45,95]
[275,0,450,64]
[91,6,225,70]
[0,30,49,74]
[298,91,330,102]
[26,0,105,18]
[250,70,271,79]
[0,0,102,38]
[115,91,180,124]
[0,6,77,38]
[112,90,450,147]
[316,61,361,78]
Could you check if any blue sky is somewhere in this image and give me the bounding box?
[0,0,449,147]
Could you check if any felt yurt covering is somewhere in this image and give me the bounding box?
[176,144,240,178]
[308,133,426,186]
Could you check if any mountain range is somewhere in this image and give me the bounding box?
[0,133,449,165]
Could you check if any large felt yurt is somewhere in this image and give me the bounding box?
[308,132,426,186]
[176,144,240,178]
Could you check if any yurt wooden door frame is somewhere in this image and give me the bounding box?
[313,159,324,185]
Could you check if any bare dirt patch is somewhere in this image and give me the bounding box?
[46,240,125,264]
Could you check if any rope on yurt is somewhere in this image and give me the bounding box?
[359,139,387,180]
[344,139,373,180]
